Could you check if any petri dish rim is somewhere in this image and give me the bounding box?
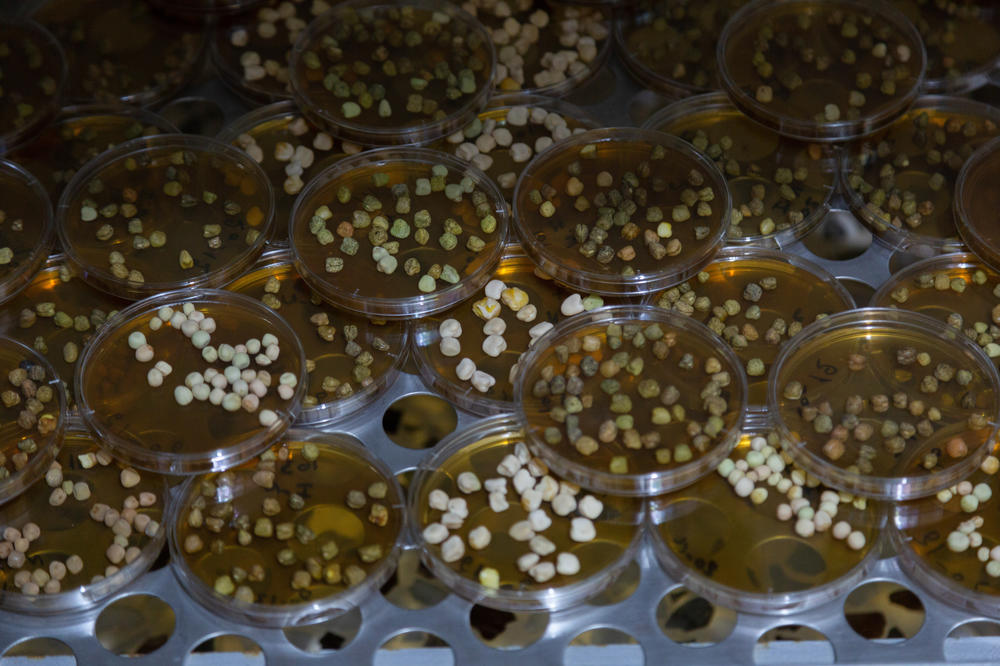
[955,135,1000,275]
[0,158,56,306]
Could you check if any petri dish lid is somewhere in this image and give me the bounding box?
[55,133,275,300]
[168,429,405,627]
[409,413,644,612]
[75,288,307,475]
[289,146,509,319]
[0,159,56,306]
[644,92,836,248]
[288,0,496,145]
[768,307,1000,501]
[0,336,67,505]
[512,127,731,296]
[0,422,168,614]
[717,0,927,142]
[649,413,884,615]
[843,96,1000,254]
[225,247,409,427]
[956,136,1000,275]
[0,20,67,156]
[514,304,748,497]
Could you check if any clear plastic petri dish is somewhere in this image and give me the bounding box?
[615,0,749,97]
[647,247,855,408]
[412,244,618,416]
[33,0,206,107]
[432,93,600,199]
[0,255,130,409]
[289,147,509,319]
[7,104,177,207]
[217,101,364,244]
[0,423,167,614]
[889,0,1000,94]
[226,248,408,427]
[768,308,1000,501]
[410,414,643,611]
[0,160,55,306]
[870,253,1000,373]
[956,137,1000,275]
[169,430,405,627]
[56,134,275,301]
[644,92,836,247]
[650,415,884,615]
[212,0,326,104]
[0,337,66,505]
[512,127,731,296]
[891,451,1000,619]
[0,20,66,156]
[288,0,496,145]
[461,0,611,96]
[514,304,748,496]
[717,0,926,142]
[843,96,1000,254]
[75,288,307,475]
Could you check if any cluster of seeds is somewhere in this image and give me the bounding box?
[903,0,1000,87]
[520,139,720,278]
[0,207,25,268]
[422,440,603,587]
[130,301,298,428]
[847,107,1000,237]
[443,103,592,191]
[782,346,989,472]
[459,0,606,92]
[719,433,868,549]
[293,4,491,130]
[440,277,603,394]
[525,319,740,475]
[0,362,59,481]
[0,24,61,139]
[66,143,269,289]
[225,0,325,97]
[732,3,920,125]
[939,456,1000,565]
[301,159,501,298]
[181,442,394,603]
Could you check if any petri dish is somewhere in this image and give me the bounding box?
[843,97,1000,254]
[650,417,883,614]
[870,253,1000,373]
[644,92,835,247]
[647,247,855,407]
[512,127,731,296]
[514,304,748,496]
[717,0,926,142]
[56,134,275,301]
[410,414,643,611]
[956,137,1000,275]
[0,425,167,614]
[7,104,177,207]
[0,20,66,156]
[412,244,616,416]
[616,0,749,97]
[892,450,1000,618]
[218,101,363,244]
[34,0,206,107]
[289,147,509,319]
[288,0,496,145]
[433,93,599,198]
[890,0,1000,94]
[460,0,610,96]
[212,0,327,104]
[0,255,130,409]
[768,308,1000,501]
[0,160,55,305]
[0,337,66,505]
[169,431,405,627]
[75,288,307,475]
[226,248,408,426]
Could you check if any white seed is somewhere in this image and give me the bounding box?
[513,468,534,494]
[509,520,535,541]
[529,561,556,582]
[155,361,172,376]
[471,371,496,393]
[483,318,507,336]
[489,491,509,512]
[794,518,815,538]
[127,331,146,349]
[181,319,199,338]
[520,488,543,512]
[456,358,476,381]
[484,279,505,300]
[468,526,491,550]
[577,495,603,520]
[483,478,507,493]
[428,489,449,511]
[497,454,521,476]
[147,368,163,387]
[447,498,468,518]
[518,552,540,572]
[536,475,559,501]
[516,304,537,322]
[847,531,866,551]
[422,522,448,544]
[441,511,464,529]
[135,344,154,362]
[439,318,462,338]
[457,472,481,493]
[440,336,461,357]
[813,510,832,532]
[556,552,581,576]
[530,534,556,556]
[560,294,584,316]
[528,321,554,340]
[570,517,596,542]
[551,493,577,516]
[440,535,465,562]
[174,386,193,406]
[528,509,552,532]
[259,409,279,427]
[482,335,507,358]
